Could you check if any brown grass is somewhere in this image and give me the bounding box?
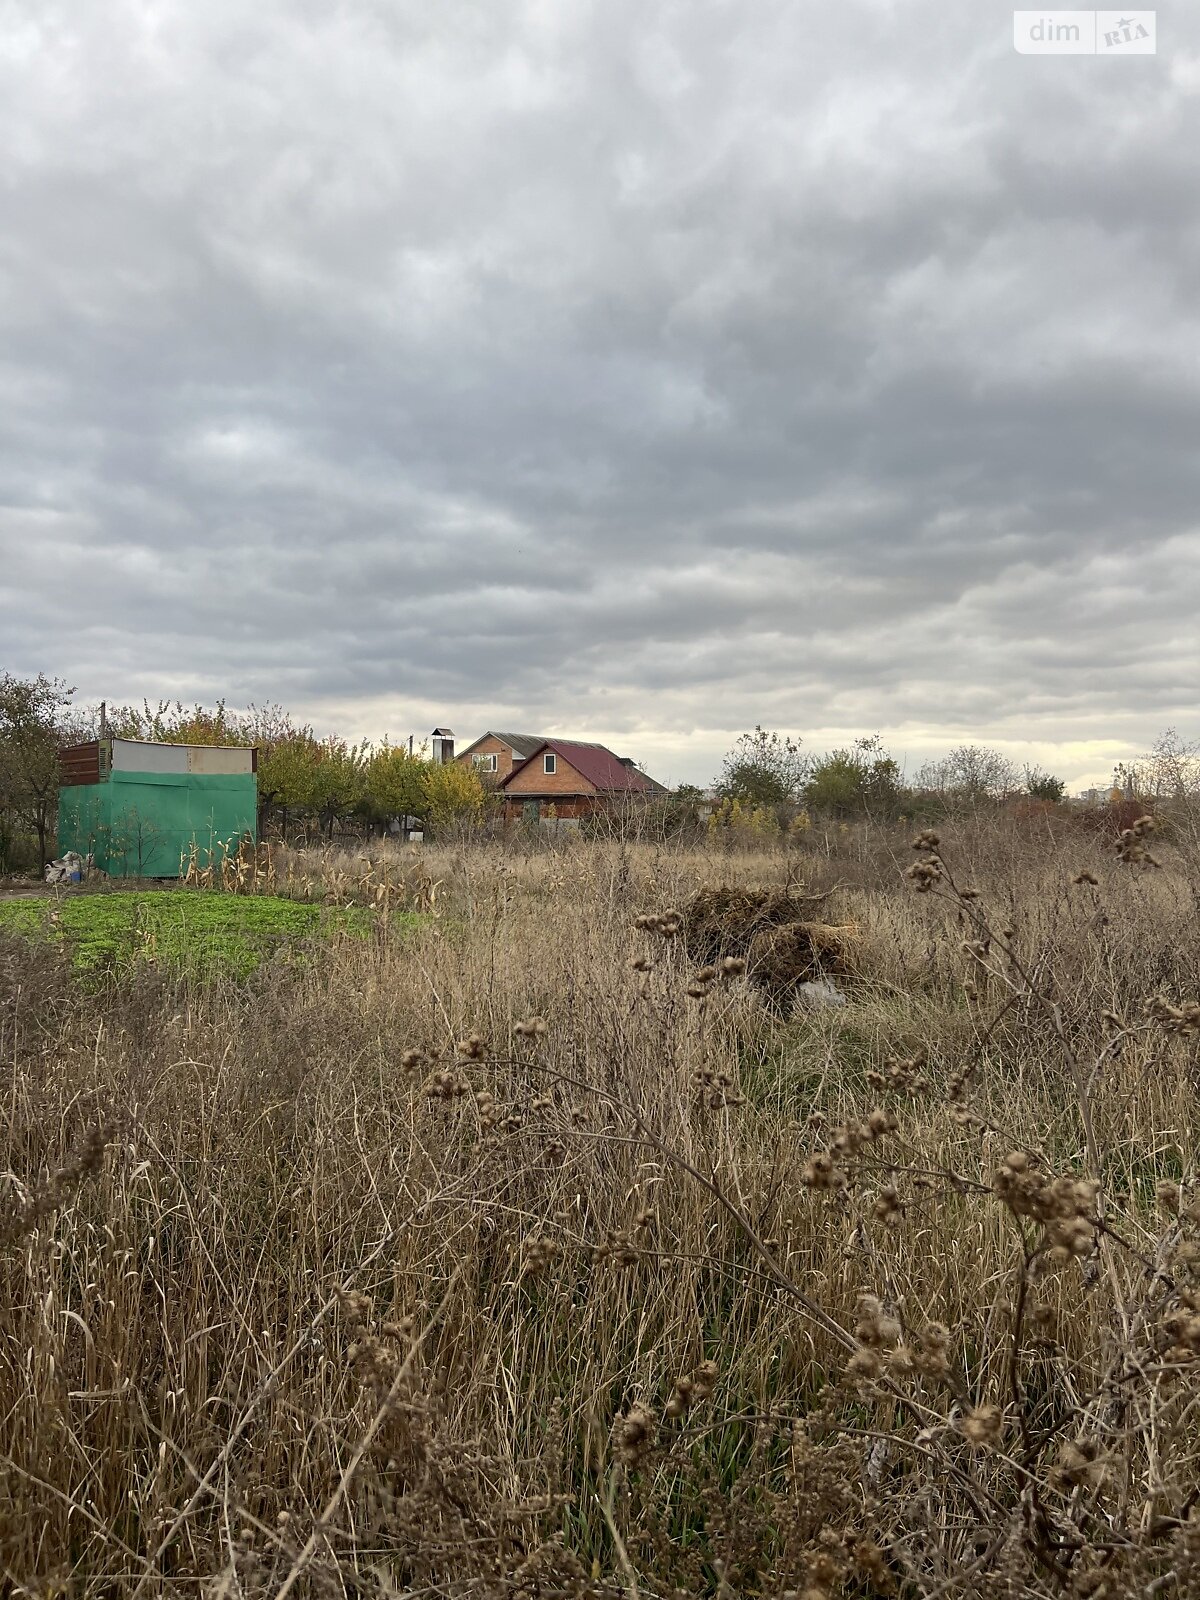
[2,819,1199,1597]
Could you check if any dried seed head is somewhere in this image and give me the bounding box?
[475,1089,497,1131]
[340,1289,372,1324]
[801,1152,846,1190]
[1026,1302,1058,1346]
[666,1358,718,1418]
[1116,819,1160,866]
[913,1330,952,1380]
[594,1229,639,1270]
[883,1053,930,1096]
[514,1016,549,1042]
[846,1347,882,1381]
[692,1066,744,1108]
[426,1068,470,1101]
[887,1342,916,1374]
[961,1403,1003,1448]
[611,1400,658,1468]
[1145,996,1200,1036]
[854,1293,901,1348]
[1052,1438,1109,1491]
[519,1233,559,1280]
[905,859,943,892]
[852,1539,891,1590]
[994,1158,1098,1256]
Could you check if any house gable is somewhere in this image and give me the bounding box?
[503,740,651,793]
[502,746,597,796]
[456,731,547,782]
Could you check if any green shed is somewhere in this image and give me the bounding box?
[58,738,258,878]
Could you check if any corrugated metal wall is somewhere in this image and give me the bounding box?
[60,742,102,788]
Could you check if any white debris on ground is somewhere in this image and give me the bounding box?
[795,978,847,1009]
[45,851,87,885]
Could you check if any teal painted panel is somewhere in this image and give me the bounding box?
[59,772,257,878]
[103,777,190,877]
[57,784,110,867]
[108,769,189,788]
[104,773,256,877]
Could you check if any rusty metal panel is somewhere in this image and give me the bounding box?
[111,738,188,774]
[59,741,101,788]
[186,745,255,775]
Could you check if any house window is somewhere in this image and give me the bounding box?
[543,753,556,775]
[473,753,498,772]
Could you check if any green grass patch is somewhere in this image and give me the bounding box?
[0,898,46,941]
[0,890,424,979]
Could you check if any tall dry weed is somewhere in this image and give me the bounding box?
[0,820,1198,1596]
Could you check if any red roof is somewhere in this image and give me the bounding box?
[500,739,653,794]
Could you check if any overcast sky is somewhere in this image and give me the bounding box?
[2,2,1197,789]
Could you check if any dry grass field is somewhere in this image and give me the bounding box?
[2,819,1199,1597]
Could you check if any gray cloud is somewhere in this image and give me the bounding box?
[2,0,1199,788]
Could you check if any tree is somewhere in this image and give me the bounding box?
[103,698,251,746]
[365,743,427,828]
[1023,766,1065,804]
[308,739,368,839]
[256,727,323,840]
[916,745,1018,805]
[805,735,904,819]
[0,673,78,869]
[716,726,808,806]
[422,761,485,833]
[1143,729,1200,800]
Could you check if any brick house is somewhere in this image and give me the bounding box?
[455,732,548,783]
[498,738,659,822]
